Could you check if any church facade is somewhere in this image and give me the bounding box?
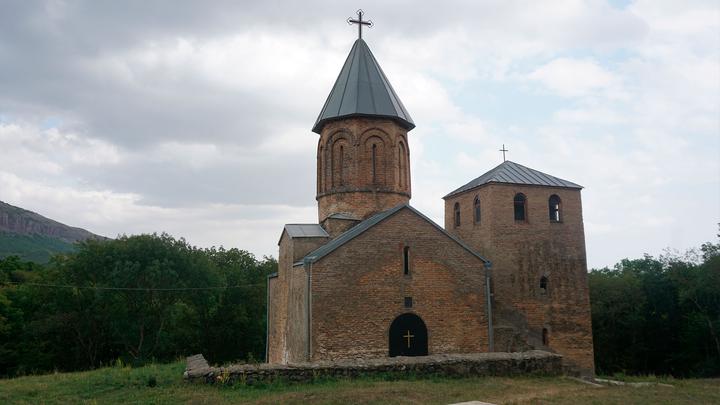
[267,33,594,376]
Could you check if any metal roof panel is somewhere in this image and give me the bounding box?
[444,161,583,199]
[312,39,415,133]
[284,224,330,238]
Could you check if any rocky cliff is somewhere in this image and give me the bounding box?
[0,200,103,243]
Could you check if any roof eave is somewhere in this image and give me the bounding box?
[443,181,584,200]
[312,113,416,134]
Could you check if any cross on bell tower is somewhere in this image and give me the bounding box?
[499,144,509,162]
[347,9,373,39]
[314,10,415,223]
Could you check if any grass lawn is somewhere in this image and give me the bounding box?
[1,361,718,404]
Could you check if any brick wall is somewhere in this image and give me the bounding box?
[266,276,277,362]
[268,232,328,363]
[316,118,411,222]
[444,183,595,376]
[266,274,285,363]
[309,208,489,361]
[321,217,361,239]
[285,264,308,363]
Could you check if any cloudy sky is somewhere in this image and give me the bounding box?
[1,0,718,268]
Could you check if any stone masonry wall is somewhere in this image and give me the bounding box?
[309,208,489,361]
[444,183,595,376]
[316,118,411,222]
[185,351,564,385]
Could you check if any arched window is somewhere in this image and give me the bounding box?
[542,328,549,346]
[540,276,548,294]
[473,196,481,224]
[549,194,561,222]
[331,138,349,188]
[398,142,407,190]
[454,202,461,227]
[514,193,527,221]
[364,136,385,186]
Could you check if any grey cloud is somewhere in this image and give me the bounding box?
[0,0,657,212]
[74,149,316,208]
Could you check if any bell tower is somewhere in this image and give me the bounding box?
[313,28,415,223]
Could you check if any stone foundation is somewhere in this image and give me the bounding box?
[184,351,563,385]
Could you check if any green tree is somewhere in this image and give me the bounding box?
[590,234,720,377]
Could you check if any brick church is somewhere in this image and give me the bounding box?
[267,22,595,376]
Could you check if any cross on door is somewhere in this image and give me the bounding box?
[403,330,414,348]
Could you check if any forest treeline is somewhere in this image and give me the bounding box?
[0,234,275,377]
[0,233,718,378]
[590,235,720,377]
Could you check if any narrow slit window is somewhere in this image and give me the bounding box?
[330,145,335,187]
[317,147,322,193]
[473,196,481,224]
[454,202,461,227]
[549,194,561,222]
[404,296,413,308]
[398,147,403,188]
[542,328,549,346]
[403,246,410,275]
[514,193,527,221]
[372,143,377,183]
[339,145,345,186]
[540,276,548,294]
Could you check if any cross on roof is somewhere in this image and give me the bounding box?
[347,9,373,39]
[499,144,509,162]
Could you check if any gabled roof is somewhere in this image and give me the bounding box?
[302,204,490,265]
[283,224,329,238]
[444,161,582,199]
[312,39,415,134]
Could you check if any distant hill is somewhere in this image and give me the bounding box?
[0,200,105,263]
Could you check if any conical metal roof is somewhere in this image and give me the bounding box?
[444,161,583,199]
[312,39,415,134]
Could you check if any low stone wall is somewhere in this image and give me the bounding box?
[184,351,563,385]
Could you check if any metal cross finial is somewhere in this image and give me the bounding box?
[500,144,509,162]
[347,9,373,39]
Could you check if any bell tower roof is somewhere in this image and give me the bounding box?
[312,38,415,134]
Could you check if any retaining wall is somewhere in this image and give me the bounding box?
[184,351,563,385]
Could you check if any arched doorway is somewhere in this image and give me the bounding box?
[389,313,428,357]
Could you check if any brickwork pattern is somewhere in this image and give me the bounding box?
[444,183,595,375]
[320,217,361,239]
[268,232,329,363]
[316,118,411,222]
[285,264,308,363]
[309,208,490,361]
[266,275,285,363]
